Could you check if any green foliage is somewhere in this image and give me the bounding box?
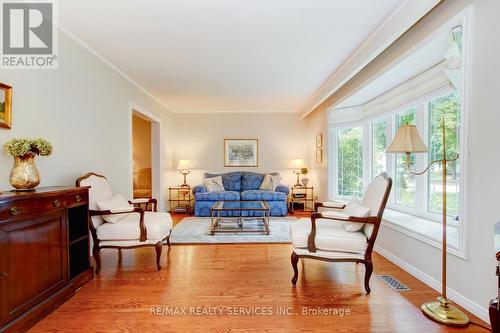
[372,119,387,177]
[4,138,53,158]
[0,102,4,114]
[337,127,363,197]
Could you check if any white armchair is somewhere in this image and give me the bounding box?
[290,173,392,294]
[76,172,173,273]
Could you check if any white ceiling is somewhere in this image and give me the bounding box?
[335,27,450,109]
[59,0,404,113]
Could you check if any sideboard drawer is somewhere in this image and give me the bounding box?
[0,195,66,221]
[67,191,88,207]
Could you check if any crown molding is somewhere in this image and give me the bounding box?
[300,0,442,119]
[58,25,174,115]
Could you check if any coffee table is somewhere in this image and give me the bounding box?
[210,200,270,235]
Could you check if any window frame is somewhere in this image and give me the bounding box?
[329,86,464,226]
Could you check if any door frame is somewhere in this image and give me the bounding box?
[128,102,164,211]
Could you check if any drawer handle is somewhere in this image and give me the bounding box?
[53,200,62,208]
[75,195,82,202]
[9,207,21,216]
[0,272,8,280]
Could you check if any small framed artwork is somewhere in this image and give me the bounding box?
[224,139,258,167]
[0,83,12,129]
[316,149,323,163]
[316,133,322,148]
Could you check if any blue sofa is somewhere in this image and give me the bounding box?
[192,172,290,217]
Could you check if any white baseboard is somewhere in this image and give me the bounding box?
[374,245,489,323]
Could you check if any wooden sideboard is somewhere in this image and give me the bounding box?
[0,187,93,333]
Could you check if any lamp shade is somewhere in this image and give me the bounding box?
[289,158,306,170]
[177,159,193,170]
[386,125,428,153]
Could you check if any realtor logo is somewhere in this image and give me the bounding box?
[1,0,58,69]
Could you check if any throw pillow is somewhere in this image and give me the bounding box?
[259,174,282,191]
[96,194,133,223]
[343,199,370,232]
[203,176,225,192]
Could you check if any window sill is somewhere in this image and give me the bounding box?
[382,209,466,259]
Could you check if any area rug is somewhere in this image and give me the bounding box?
[170,217,295,244]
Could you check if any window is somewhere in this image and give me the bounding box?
[428,92,461,218]
[372,119,387,178]
[337,127,363,197]
[330,88,463,225]
[395,109,416,207]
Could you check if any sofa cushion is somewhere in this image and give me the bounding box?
[259,174,282,191]
[205,172,242,192]
[203,176,225,192]
[195,191,240,201]
[96,212,173,241]
[290,218,368,254]
[240,190,287,201]
[241,172,280,191]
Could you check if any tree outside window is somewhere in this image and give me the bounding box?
[428,92,460,218]
[372,119,387,178]
[337,127,363,197]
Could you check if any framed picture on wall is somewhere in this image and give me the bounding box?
[316,133,322,148]
[0,83,12,129]
[316,149,323,163]
[224,139,258,167]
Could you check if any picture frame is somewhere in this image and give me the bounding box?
[316,133,322,148]
[0,83,12,129]
[224,139,258,167]
[316,149,323,163]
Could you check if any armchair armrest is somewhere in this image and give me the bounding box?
[314,201,346,211]
[129,198,158,212]
[90,207,147,241]
[307,212,378,252]
[192,184,207,195]
[275,184,290,195]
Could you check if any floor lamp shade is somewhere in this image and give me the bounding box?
[386,125,428,154]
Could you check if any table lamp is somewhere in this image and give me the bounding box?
[386,121,469,326]
[177,159,193,188]
[289,159,305,188]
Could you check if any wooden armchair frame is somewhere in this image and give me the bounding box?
[76,172,171,274]
[292,173,392,294]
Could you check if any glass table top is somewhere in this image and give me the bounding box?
[211,201,269,211]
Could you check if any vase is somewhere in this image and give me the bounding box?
[301,177,309,187]
[9,155,41,191]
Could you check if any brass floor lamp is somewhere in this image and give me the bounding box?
[387,119,469,326]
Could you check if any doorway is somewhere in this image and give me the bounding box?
[130,104,163,210]
[132,114,152,199]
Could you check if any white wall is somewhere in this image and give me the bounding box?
[170,113,311,190]
[0,31,173,202]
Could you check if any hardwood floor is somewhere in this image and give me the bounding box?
[29,213,489,333]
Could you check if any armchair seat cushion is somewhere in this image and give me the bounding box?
[290,218,368,254]
[240,190,287,201]
[195,191,240,201]
[96,212,173,241]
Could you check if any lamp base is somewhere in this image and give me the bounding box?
[421,297,470,327]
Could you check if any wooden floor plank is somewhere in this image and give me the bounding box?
[29,214,490,333]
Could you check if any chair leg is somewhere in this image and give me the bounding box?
[166,235,171,248]
[155,242,162,271]
[291,252,299,285]
[364,261,373,294]
[93,246,101,274]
